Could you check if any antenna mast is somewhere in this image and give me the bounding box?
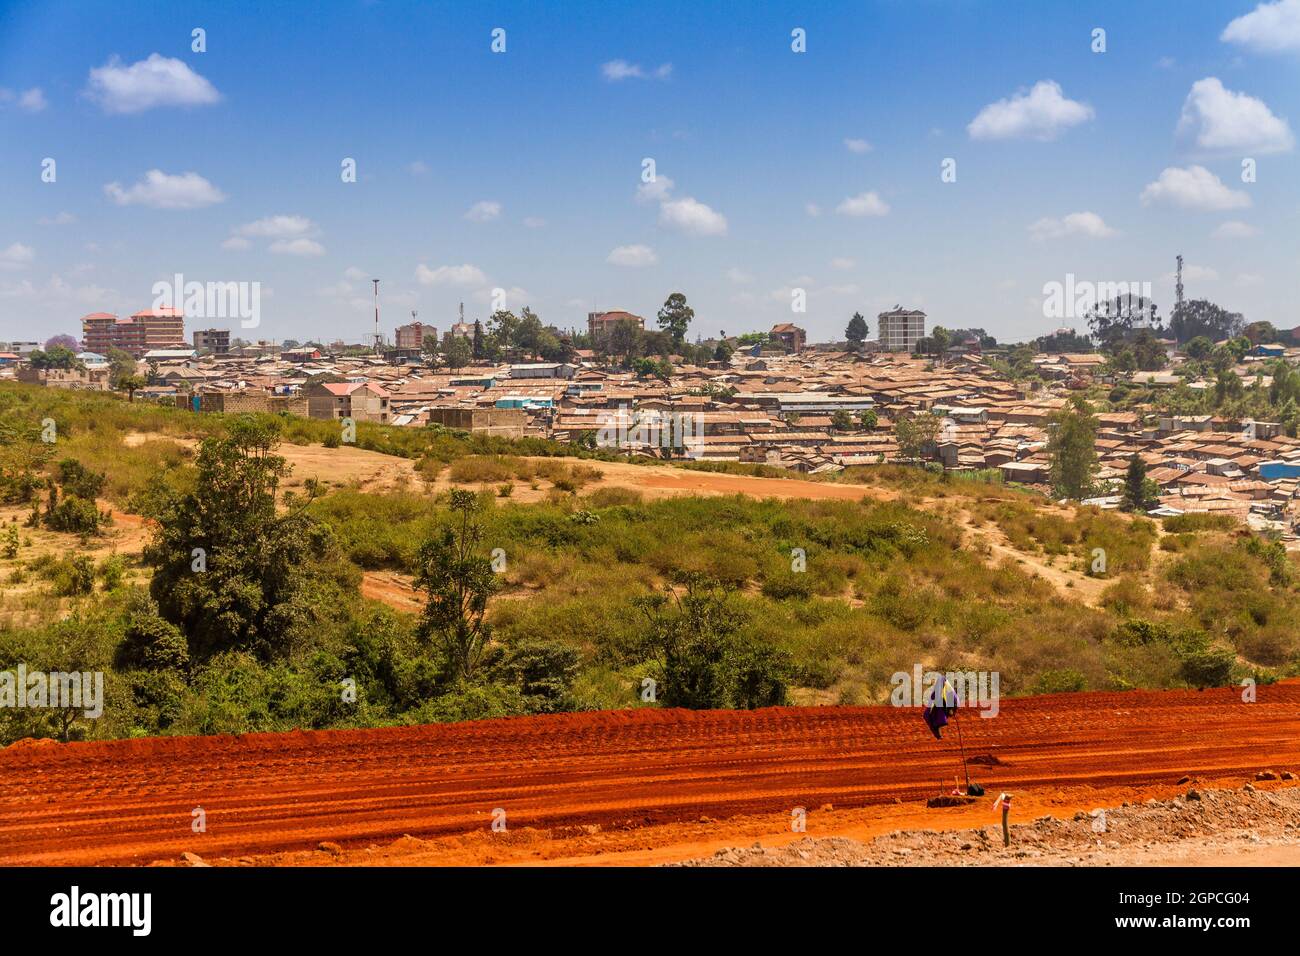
[1175,255,1184,314]
[372,279,381,353]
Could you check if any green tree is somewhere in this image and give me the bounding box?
[28,346,82,370]
[141,416,346,661]
[894,411,940,463]
[845,312,869,350]
[488,309,519,355]
[656,292,694,346]
[857,408,878,430]
[441,332,472,371]
[635,572,787,709]
[831,409,854,432]
[1047,396,1099,500]
[117,373,147,403]
[1169,298,1243,344]
[413,490,500,682]
[1121,453,1157,512]
[106,348,137,388]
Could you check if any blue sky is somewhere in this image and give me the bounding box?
[1,0,1298,345]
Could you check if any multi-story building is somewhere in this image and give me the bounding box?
[79,313,119,355]
[588,310,644,344]
[193,328,231,354]
[305,381,391,423]
[770,323,807,353]
[395,322,432,350]
[81,308,186,358]
[877,307,926,353]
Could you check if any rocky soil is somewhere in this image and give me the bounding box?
[671,783,1300,867]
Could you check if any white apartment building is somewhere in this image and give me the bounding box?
[878,307,927,353]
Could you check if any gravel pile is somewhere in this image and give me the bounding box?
[669,784,1300,867]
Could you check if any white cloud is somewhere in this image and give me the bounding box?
[606,244,657,267]
[344,266,368,281]
[830,257,856,270]
[659,196,727,236]
[836,191,890,217]
[464,200,501,222]
[967,80,1094,141]
[18,88,46,112]
[805,202,822,217]
[0,243,35,270]
[523,217,546,229]
[1140,165,1251,210]
[843,138,873,154]
[1156,56,1177,69]
[319,280,353,298]
[103,169,225,210]
[37,212,75,226]
[635,173,725,236]
[0,87,48,112]
[407,160,430,175]
[1165,264,1219,282]
[235,214,315,238]
[85,54,220,114]
[1178,77,1293,153]
[1213,220,1259,239]
[725,268,752,284]
[221,236,251,251]
[415,263,487,287]
[1236,272,1264,286]
[1221,0,1300,54]
[636,176,675,203]
[601,60,672,81]
[269,237,325,257]
[0,273,118,306]
[1027,211,1117,241]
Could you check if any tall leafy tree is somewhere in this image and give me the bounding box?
[1121,453,1157,512]
[656,292,694,346]
[471,320,484,360]
[488,309,519,355]
[441,332,472,370]
[845,312,868,350]
[414,490,499,681]
[1047,396,1099,500]
[894,411,940,463]
[1169,299,1244,344]
[141,417,346,661]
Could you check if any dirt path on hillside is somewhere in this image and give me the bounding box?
[2,680,1296,866]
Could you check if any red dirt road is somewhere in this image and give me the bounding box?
[2,681,1298,866]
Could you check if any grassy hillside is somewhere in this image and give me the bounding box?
[0,382,1295,746]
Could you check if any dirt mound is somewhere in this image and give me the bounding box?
[672,785,1300,867]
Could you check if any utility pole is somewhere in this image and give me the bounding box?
[372,278,381,353]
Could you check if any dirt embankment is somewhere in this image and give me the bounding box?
[672,784,1300,867]
[2,680,1297,867]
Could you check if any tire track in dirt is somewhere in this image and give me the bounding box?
[2,681,1297,865]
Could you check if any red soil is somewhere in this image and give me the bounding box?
[2,681,1297,866]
